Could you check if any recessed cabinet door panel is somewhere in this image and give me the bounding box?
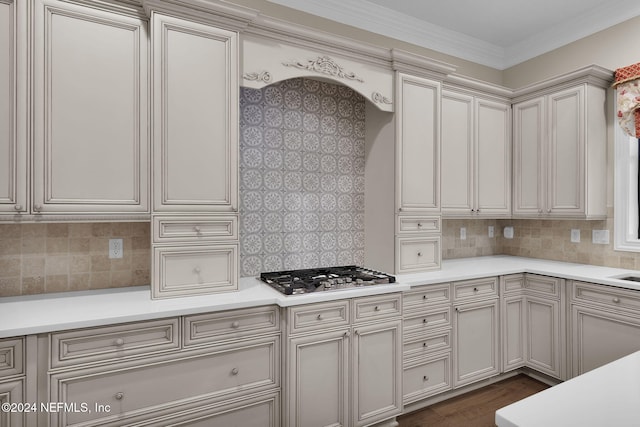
[502,295,526,372]
[548,86,584,214]
[33,0,148,213]
[513,97,544,216]
[441,91,473,215]
[287,330,349,427]
[0,378,24,427]
[152,14,238,212]
[476,98,511,215]
[526,296,561,378]
[396,74,440,211]
[0,0,27,214]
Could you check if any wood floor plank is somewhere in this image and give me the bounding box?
[397,374,549,427]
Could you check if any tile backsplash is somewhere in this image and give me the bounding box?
[0,222,150,297]
[239,78,366,276]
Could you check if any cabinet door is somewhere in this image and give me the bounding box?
[475,98,511,216]
[287,330,349,427]
[502,295,526,372]
[0,0,27,215]
[526,295,562,378]
[396,74,440,212]
[352,319,402,427]
[32,0,148,214]
[453,299,499,388]
[571,305,640,377]
[547,86,584,216]
[0,378,24,427]
[151,13,238,213]
[441,91,473,216]
[513,97,544,216]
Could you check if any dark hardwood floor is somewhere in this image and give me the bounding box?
[397,374,549,427]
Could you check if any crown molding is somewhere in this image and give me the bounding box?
[512,65,614,102]
[142,0,258,30]
[391,49,457,80]
[443,74,513,101]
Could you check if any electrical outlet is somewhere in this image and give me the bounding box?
[460,227,467,240]
[109,239,123,259]
[570,229,581,243]
[488,226,494,238]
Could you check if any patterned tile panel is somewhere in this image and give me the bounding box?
[239,78,365,276]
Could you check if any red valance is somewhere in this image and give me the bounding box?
[614,62,640,137]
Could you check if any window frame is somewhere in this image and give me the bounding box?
[614,114,640,252]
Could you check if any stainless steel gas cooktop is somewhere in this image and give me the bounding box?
[260,265,396,295]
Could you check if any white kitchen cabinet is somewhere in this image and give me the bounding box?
[500,275,526,372]
[0,0,27,216]
[570,281,640,377]
[453,297,500,388]
[41,307,281,427]
[150,12,238,213]
[441,90,511,218]
[31,0,148,216]
[395,73,440,213]
[526,295,562,378]
[284,295,403,427]
[0,337,25,427]
[513,69,609,219]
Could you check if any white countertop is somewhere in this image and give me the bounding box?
[495,350,640,427]
[2,255,640,338]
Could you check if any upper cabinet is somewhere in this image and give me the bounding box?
[512,67,610,219]
[31,0,149,216]
[0,0,27,215]
[395,73,441,213]
[441,88,511,218]
[151,13,238,213]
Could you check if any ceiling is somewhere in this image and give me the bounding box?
[266,0,640,69]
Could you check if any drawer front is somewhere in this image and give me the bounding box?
[403,306,451,337]
[403,329,451,360]
[50,319,180,369]
[0,337,23,378]
[153,215,237,243]
[49,336,279,427]
[403,352,452,404]
[572,281,640,312]
[288,300,350,335]
[397,216,440,234]
[501,274,525,294]
[453,277,498,301]
[353,293,402,323]
[396,237,441,273]
[153,244,238,299]
[403,283,451,311]
[525,274,562,298]
[184,306,280,346]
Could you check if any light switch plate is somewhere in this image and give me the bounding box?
[592,230,610,245]
[460,227,467,240]
[504,226,514,239]
[488,226,494,238]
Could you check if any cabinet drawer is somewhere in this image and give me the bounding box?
[184,306,279,347]
[49,336,279,427]
[153,215,237,243]
[403,329,451,360]
[525,274,562,298]
[403,283,451,311]
[0,337,23,378]
[403,306,451,336]
[396,237,441,273]
[453,277,498,301]
[353,293,402,323]
[153,244,238,299]
[288,300,350,335]
[572,281,640,312]
[50,319,180,369]
[397,216,440,233]
[403,351,452,404]
[501,274,525,294]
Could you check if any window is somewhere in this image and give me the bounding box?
[614,119,640,251]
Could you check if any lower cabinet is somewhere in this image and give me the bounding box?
[0,337,25,427]
[284,295,403,427]
[570,281,640,377]
[39,307,281,427]
[452,298,500,388]
[0,378,24,427]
